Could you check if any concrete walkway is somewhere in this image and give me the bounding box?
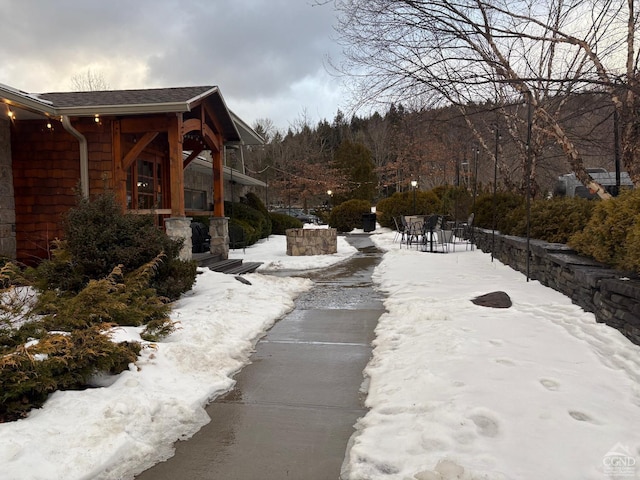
[136,234,384,480]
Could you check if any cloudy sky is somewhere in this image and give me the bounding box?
[0,0,348,131]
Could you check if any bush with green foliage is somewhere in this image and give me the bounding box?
[474,192,526,233]
[269,212,303,234]
[36,258,172,331]
[36,193,196,301]
[0,257,175,422]
[376,191,442,229]
[0,193,199,422]
[228,218,258,249]
[244,192,273,237]
[434,186,474,223]
[329,199,372,232]
[569,189,640,271]
[0,324,140,422]
[225,200,270,243]
[508,197,596,244]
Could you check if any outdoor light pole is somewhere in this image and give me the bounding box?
[411,180,418,214]
[492,127,501,262]
[327,189,332,208]
[472,147,479,214]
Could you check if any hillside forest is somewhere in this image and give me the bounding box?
[242,94,619,211]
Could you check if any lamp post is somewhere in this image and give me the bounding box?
[492,128,501,262]
[327,190,333,208]
[411,180,418,214]
[472,147,479,214]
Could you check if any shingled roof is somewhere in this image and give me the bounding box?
[1,84,242,142]
[38,86,217,109]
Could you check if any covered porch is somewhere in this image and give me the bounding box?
[0,84,262,264]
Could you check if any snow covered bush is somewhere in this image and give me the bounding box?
[0,324,140,422]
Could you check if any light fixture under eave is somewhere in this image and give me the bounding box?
[7,109,15,120]
[94,114,100,123]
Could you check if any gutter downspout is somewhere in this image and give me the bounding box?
[61,116,89,198]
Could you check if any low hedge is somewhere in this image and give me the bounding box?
[329,199,372,232]
[569,189,640,271]
[376,191,441,229]
[228,218,259,249]
[509,196,595,244]
[244,192,273,237]
[269,212,303,234]
[225,201,270,240]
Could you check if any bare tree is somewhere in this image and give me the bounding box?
[70,69,110,91]
[331,0,640,196]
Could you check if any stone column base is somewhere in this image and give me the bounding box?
[286,228,337,256]
[164,216,192,261]
[209,217,229,259]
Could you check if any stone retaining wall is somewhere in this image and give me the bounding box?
[474,228,640,345]
[286,228,337,256]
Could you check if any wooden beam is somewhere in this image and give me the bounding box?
[212,147,224,217]
[168,114,185,216]
[120,116,170,133]
[183,147,204,168]
[112,119,127,207]
[203,101,225,138]
[122,131,159,170]
[203,124,221,153]
[182,118,202,135]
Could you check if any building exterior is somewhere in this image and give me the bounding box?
[0,83,264,264]
[555,168,633,198]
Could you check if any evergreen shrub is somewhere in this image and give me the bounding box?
[269,212,303,234]
[329,199,372,232]
[0,194,198,422]
[509,197,595,243]
[474,192,526,233]
[434,186,473,223]
[244,192,273,237]
[225,201,270,241]
[0,324,140,422]
[376,190,442,229]
[569,189,640,271]
[37,259,172,331]
[228,218,259,249]
[37,193,196,301]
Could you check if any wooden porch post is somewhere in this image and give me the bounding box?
[212,147,224,217]
[168,113,185,216]
[112,119,127,207]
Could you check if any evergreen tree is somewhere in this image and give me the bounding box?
[333,140,377,203]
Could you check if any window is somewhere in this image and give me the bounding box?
[185,189,207,210]
[126,158,163,210]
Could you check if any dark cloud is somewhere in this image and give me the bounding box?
[0,0,346,130]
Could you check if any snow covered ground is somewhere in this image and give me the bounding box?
[2,226,640,480]
[0,233,357,480]
[342,231,640,480]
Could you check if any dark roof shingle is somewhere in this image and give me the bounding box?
[38,86,216,108]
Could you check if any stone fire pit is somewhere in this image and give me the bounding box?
[286,228,337,256]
